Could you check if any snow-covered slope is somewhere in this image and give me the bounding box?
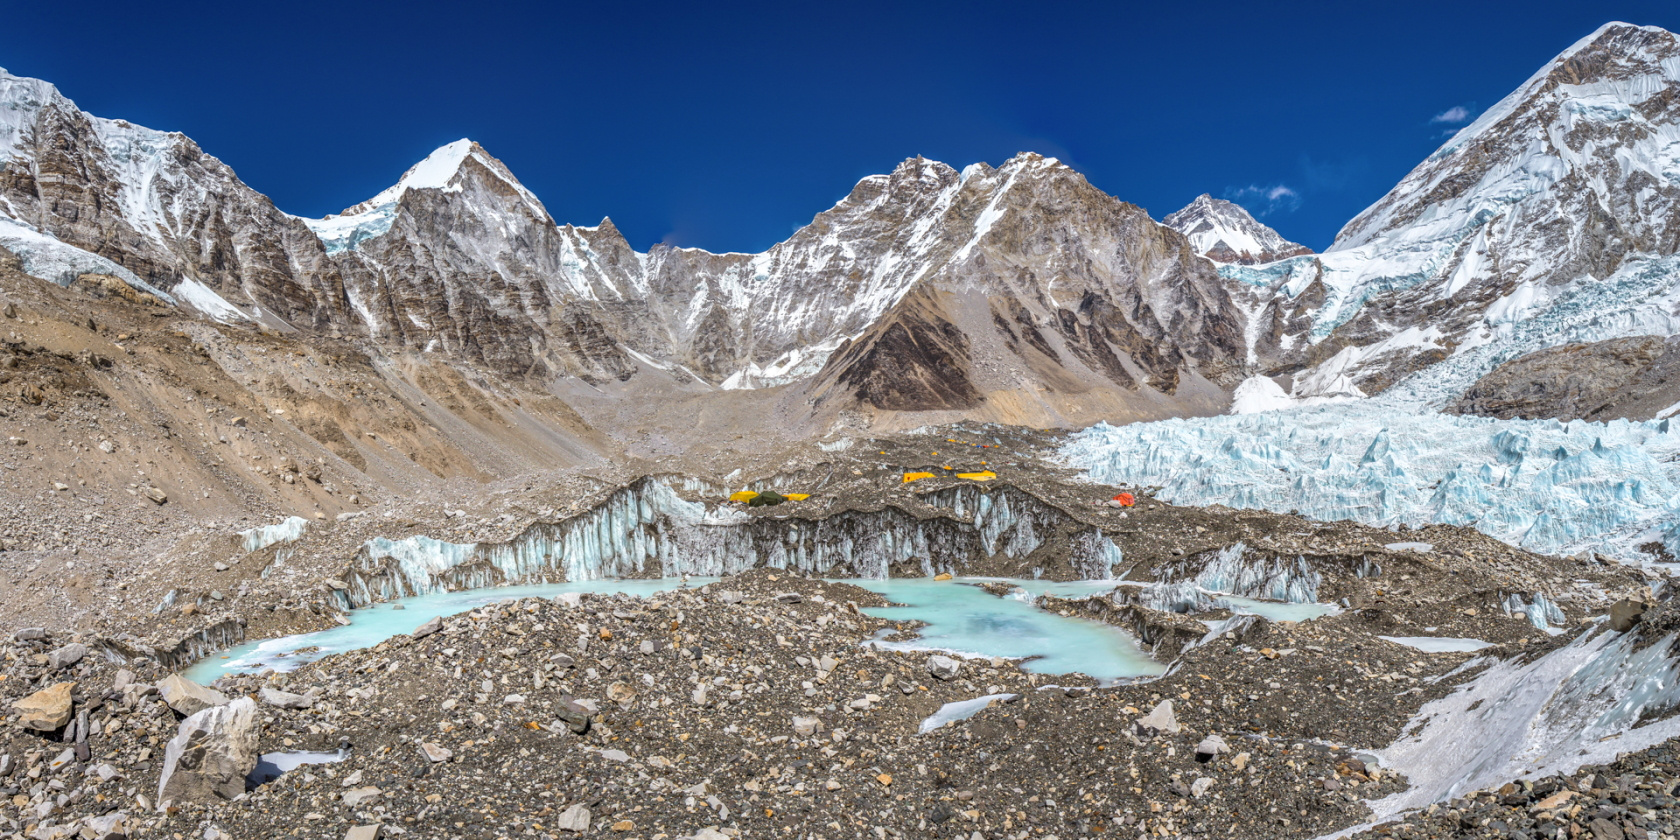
[1161,194,1311,265]
[1234,22,1680,408]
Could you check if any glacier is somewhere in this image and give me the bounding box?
[339,479,1123,607]
[1060,404,1680,559]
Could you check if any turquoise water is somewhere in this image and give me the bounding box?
[185,574,1334,687]
[183,578,720,684]
[847,578,1167,684]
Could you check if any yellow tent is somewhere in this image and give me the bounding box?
[902,472,934,484]
[729,491,759,503]
[956,470,996,481]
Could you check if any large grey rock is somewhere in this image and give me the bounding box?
[157,674,230,717]
[259,687,313,710]
[46,642,85,669]
[157,697,260,805]
[925,655,962,681]
[411,615,443,638]
[1137,699,1180,735]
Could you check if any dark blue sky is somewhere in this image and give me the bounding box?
[3,2,1676,253]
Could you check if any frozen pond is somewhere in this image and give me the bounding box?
[183,578,721,684]
[848,577,1167,683]
[1380,636,1496,653]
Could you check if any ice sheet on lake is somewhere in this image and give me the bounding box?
[1061,405,1680,557]
[919,693,1018,734]
[1378,636,1495,653]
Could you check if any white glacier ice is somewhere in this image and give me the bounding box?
[340,480,1125,606]
[1361,624,1680,821]
[1060,405,1680,558]
[239,516,310,553]
[0,212,175,303]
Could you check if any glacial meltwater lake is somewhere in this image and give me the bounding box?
[185,575,1334,685]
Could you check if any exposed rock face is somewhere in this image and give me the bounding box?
[1162,194,1313,265]
[157,696,260,805]
[1453,336,1680,420]
[0,70,347,330]
[0,68,1262,423]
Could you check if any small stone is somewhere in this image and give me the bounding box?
[13,681,74,731]
[607,682,636,704]
[933,572,953,581]
[420,743,452,763]
[142,487,168,505]
[792,715,821,737]
[503,694,526,705]
[611,821,634,832]
[1194,733,1228,762]
[926,655,962,681]
[341,787,382,807]
[325,579,349,591]
[600,749,630,763]
[556,697,592,734]
[554,803,591,832]
[876,773,893,786]
[412,616,443,638]
[213,562,229,572]
[14,627,45,641]
[344,825,382,840]
[1190,777,1215,797]
[775,592,803,604]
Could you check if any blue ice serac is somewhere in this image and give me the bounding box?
[1060,405,1680,561]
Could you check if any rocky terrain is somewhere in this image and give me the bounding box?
[6,16,1680,840]
[1453,335,1680,421]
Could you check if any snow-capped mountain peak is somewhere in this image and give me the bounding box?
[306,139,552,254]
[1162,194,1311,264]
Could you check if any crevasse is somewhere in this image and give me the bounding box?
[339,479,1120,607]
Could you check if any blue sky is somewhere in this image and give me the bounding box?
[3,1,1677,253]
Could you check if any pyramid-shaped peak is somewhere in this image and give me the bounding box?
[1163,193,1311,265]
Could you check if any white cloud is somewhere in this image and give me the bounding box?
[1224,184,1301,217]
[1431,105,1473,124]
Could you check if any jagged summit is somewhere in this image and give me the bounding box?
[1162,194,1312,264]
[306,139,552,254]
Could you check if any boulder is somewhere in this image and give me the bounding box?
[1194,733,1228,762]
[1137,699,1180,735]
[13,682,75,731]
[158,674,230,717]
[925,655,962,681]
[1610,598,1649,633]
[46,642,85,670]
[412,616,443,639]
[344,826,381,840]
[157,697,260,805]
